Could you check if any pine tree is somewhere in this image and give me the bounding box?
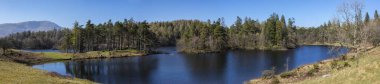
[106,20,113,50]
[211,19,226,51]
[265,13,279,46]
[375,10,379,21]
[72,21,84,53]
[275,20,283,46]
[85,20,95,51]
[114,21,124,50]
[235,16,243,34]
[364,12,370,25]
[287,18,297,48]
[61,28,72,53]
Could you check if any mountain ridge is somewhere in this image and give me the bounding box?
[0,21,62,37]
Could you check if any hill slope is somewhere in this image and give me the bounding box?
[0,21,61,36]
[296,47,380,84]
[247,47,380,84]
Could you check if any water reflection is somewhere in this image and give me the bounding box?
[33,45,349,84]
[181,53,228,84]
[64,57,159,84]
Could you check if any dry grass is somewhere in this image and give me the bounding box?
[247,47,380,84]
[297,47,380,84]
[30,49,147,60]
[72,49,147,59]
[303,42,354,48]
[0,49,147,83]
[0,60,94,84]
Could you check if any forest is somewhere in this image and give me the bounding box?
[1,9,380,53]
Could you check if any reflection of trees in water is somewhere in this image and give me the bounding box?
[264,50,296,74]
[64,57,158,84]
[228,50,295,76]
[181,52,227,83]
[327,45,350,58]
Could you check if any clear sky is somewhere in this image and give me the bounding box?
[0,0,379,27]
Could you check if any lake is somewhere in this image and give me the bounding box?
[32,45,349,84]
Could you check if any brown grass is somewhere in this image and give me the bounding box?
[0,60,94,84]
[247,46,380,84]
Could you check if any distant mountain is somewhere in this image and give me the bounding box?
[0,21,62,37]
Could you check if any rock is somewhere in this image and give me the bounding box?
[322,74,331,78]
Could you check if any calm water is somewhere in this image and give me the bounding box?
[32,45,349,84]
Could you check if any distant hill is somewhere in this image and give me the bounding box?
[0,21,62,37]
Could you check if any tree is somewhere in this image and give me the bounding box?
[264,13,280,46]
[235,16,243,31]
[84,20,95,51]
[71,21,84,53]
[287,18,297,48]
[60,28,73,53]
[0,38,13,55]
[275,20,283,46]
[106,20,113,51]
[375,10,379,21]
[364,12,370,25]
[114,21,124,50]
[211,18,227,51]
[338,0,364,62]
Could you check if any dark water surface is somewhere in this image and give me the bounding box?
[32,45,349,84]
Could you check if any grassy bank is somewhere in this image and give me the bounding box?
[2,49,149,65]
[302,42,354,48]
[33,49,148,60]
[0,60,93,84]
[0,49,149,83]
[247,46,380,84]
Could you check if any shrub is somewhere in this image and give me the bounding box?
[331,60,338,69]
[280,71,295,78]
[307,64,319,76]
[344,61,351,67]
[262,70,275,79]
[342,55,348,60]
[262,67,276,79]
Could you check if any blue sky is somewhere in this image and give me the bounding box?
[0,0,379,27]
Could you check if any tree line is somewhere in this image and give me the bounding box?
[0,13,297,53]
[64,19,157,53]
[1,7,380,53]
[297,9,380,47]
[0,29,64,49]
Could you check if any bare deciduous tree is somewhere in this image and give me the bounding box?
[337,0,365,67]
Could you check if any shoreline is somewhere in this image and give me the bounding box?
[301,42,354,48]
[0,44,355,84]
[7,49,156,65]
[0,49,157,83]
[246,44,375,84]
[0,57,95,83]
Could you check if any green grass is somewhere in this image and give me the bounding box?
[37,52,73,60]
[0,60,94,84]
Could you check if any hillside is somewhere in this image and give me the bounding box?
[0,21,61,36]
[296,47,380,84]
[0,60,93,84]
[247,46,380,84]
